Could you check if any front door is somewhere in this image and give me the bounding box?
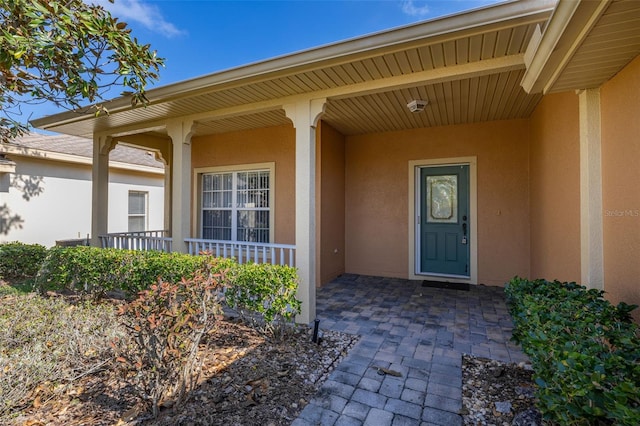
[420,165,470,277]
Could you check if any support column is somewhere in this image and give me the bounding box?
[163,163,172,232]
[159,144,173,233]
[91,134,115,247]
[167,120,195,253]
[284,98,326,324]
[579,88,604,290]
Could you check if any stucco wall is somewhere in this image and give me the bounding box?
[0,156,164,247]
[601,55,640,315]
[108,169,165,233]
[344,120,530,286]
[317,121,346,285]
[528,92,581,282]
[191,125,296,245]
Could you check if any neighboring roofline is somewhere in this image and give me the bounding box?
[1,144,164,175]
[32,0,557,131]
[521,0,612,94]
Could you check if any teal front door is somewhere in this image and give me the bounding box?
[420,165,470,276]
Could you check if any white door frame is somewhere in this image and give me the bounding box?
[408,157,478,283]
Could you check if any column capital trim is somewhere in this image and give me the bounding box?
[167,119,196,145]
[283,98,327,129]
[93,134,116,155]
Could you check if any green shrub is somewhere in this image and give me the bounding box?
[0,242,48,280]
[33,245,302,337]
[505,277,640,425]
[115,259,227,418]
[34,247,233,298]
[225,262,301,338]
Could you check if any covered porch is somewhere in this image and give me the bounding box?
[32,0,640,323]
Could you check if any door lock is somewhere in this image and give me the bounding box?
[462,218,468,245]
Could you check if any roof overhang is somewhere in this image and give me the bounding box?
[522,0,640,94]
[32,0,558,138]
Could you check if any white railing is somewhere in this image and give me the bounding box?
[99,233,296,267]
[99,230,172,252]
[185,238,296,267]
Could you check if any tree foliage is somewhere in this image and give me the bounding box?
[0,0,164,144]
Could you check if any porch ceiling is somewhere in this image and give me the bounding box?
[32,0,554,139]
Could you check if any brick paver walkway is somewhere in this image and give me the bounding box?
[292,274,528,426]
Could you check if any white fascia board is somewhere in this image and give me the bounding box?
[32,0,555,132]
[111,161,163,175]
[1,145,164,175]
[0,163,16,173]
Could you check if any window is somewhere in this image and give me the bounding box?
[201,169,270,242]
[128,191,148,232]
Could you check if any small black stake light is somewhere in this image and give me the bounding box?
[312,318,320,343]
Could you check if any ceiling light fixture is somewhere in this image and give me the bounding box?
[407,99,428,113]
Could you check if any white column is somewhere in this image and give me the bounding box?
[154,142,173,233]
[284,98,326,324]
[167,120,195,253]
[163,163,172,232]
[579,88,604,290]
[91,134,115,247]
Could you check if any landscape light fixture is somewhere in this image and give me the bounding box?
[407,99,428,112]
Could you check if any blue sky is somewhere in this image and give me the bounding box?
[32,0,503,121]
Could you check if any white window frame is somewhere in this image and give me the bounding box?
[193,162,275,243]
[128,190,148,232]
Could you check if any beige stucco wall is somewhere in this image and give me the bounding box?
[317,121,346,285]
[344,120,530,286]
[191,125,296,245]
[528,92,581,282]
[601,55,640,316]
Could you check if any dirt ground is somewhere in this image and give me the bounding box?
[14,318,360,426]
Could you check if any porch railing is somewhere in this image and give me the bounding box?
[185,238,296,267]
[98,232,296,267]
[99,230,172,252]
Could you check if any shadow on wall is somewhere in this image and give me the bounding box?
[0,203,23,235]
[0,173,44,235]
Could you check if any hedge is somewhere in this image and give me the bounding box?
[34,246,233,297]
[1,244,302,330]
[33,246,302,328]
[0,242,48,280]
[225,261,301,337]
[505,277,640,425]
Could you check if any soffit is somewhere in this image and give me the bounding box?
[548,0,640,93]
[32,0,554,138]
[522,0,640,95]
